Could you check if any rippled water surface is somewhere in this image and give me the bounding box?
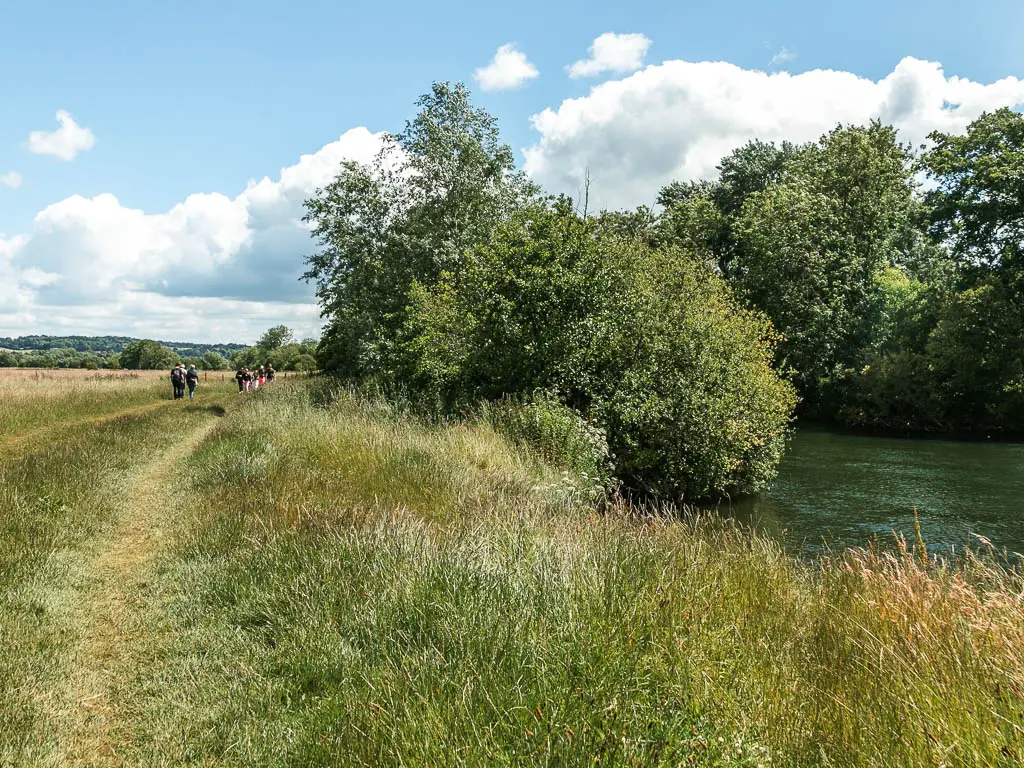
[723,429,1024,557]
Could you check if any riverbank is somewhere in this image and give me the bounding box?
[2,380,1021,765]
[121,386,1024,765]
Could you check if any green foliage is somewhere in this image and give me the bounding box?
[0,334,243,357]
[230,327,318,372]
[303,82,536,379]
[482,391,612,495]
[830,112,1024,435]
[922,107,1024,275]
[305,86,795,498]
[119,339,180,370]
[201,351,230,371]
[404,203,796,499]
[659,139,803,275]
[730,123,917,398]
[926,274,1024,431]
[256,325,294,351]
[305,84,1024,488]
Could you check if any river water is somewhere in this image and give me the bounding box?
[722,429,1024,558]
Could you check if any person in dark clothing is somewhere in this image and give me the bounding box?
[266,364,275,383]
[185,364,199,400]
[235,367,248,393]
[170,364,186,400]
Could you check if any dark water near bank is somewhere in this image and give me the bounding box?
[722,429,1024,558]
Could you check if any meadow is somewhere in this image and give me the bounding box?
[0,377,1021,766]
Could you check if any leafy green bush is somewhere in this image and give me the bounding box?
[404,203,797,499]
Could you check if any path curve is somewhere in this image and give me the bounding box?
[59,412,223,767]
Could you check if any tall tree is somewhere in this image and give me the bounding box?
[730,123,917,397]
[257,325,295,351]
[922,107,1024,277]
[120,339,179,370]
[658,140,802,276]
[303,82,536,378]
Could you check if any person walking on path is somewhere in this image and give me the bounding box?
[235,366,248,393]
[266,364,275,383]
[170,364,186,400]
[185,364,199,400]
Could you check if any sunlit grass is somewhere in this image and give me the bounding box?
[116,384,1024,767]
[0,386,234,764]
[0,377,170,440]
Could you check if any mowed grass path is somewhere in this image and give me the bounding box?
[0,381,234,765]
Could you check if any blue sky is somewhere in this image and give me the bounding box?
[1,0,1023,342]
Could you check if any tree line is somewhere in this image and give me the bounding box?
[0,334,244,356]
[0,328,316,372]
[302,83,1024,500]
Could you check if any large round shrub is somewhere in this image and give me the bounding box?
[404,204,797,499]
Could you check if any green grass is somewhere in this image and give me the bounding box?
[0,386,234,765]
[103,385,1023,767]
[0,376,172,439]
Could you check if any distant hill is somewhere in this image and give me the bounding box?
[0,335,247,357]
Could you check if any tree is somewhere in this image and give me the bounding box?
[256,325,294,351]
[925,273,1024,431]
[303,82,536,379]
[658,140,803,275]
[404,201,796,498]
[202,351,230,371]
[921,108,1024,277]
[730,123,917,398]
[120,339,179,370]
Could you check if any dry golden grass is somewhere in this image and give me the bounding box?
[0,371,238,441]
[0,368,239,383]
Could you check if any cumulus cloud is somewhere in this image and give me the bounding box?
[1,172,22,189]
[474,43,539,92]
[568,33,652,79]
[7,55,1024,343]
[27,110,97,161]
[525,56,1024,210]
[2,127,385,342]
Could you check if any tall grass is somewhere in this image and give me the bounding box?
[115,385,1024,766]
[0,376,172,439]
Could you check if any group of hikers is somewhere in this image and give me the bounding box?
[169,362,276,399]
[234,365,275,392]
[169,363,201,400]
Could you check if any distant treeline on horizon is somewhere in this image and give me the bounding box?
[0,327,318,373]
[0,335,246,358]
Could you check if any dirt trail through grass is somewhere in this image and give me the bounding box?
[58,411,223,767]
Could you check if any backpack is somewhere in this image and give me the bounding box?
[171,368,184,385]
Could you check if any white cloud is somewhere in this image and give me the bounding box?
[568,33,652,79]
[6,55,1024,343]
[474,43,539,92]
[2,127,385,342]
[1,172,22,189]
[525,56,1024,210]
[769,47,796,68]
[27,110,97,161]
